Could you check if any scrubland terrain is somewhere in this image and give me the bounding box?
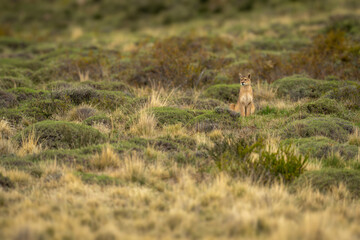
[0,0,360,239]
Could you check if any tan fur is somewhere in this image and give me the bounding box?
[229,73,255,117]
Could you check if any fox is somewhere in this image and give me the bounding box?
[229,73,255,117]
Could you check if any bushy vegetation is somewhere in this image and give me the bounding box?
[15,121,106,149]
[1,1,360,239]
[208,137,307,183]
[281,117,354,142]
[292,169,360,198]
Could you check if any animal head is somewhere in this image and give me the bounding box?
[239,73,252,86]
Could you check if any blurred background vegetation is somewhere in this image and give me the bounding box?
[1,0,359,34]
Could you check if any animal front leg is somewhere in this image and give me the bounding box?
[240,104,246,117]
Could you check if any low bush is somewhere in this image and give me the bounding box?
[83,114,112,127]
[150,107,199,126]
[208,137,307,183]
[15,120,106,149]
[8,87,49,101]
[291,169,360,198]
[324,84,360,110]
[0,76,33,89]
[201,84,239,103]
[0,90,17,108]
[283,137,358,160]
[188,108,241,132]
[300,98,346,116]
[272,75,338,101]
[67,105,98,122]
[281,117,354,142]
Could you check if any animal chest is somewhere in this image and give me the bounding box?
[239,93,253,105]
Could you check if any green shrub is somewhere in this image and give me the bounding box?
[150,107,198,126]
[188,108,241,132]
[0,90,17,108]
[0,37,30,50]
[281,117,354,142]
[272,75,338,100]
[291,169,360,198]
[15,121,106,149]
[325,14,360,38]
[284,137,358,160]
[172,97,226,110]
[208,137,307,183]
[202,84,239,102]
[0,76,33,89]
[322,155,346,169]
[79,81,134,96]
[0,58,44,71]
[324,85,360,110]
[67,105,98,122]
[84,114,112,127]
[8,87,49,101]
[300,98,345,115]
[53,86,99,105]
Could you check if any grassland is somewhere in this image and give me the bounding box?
[1,0,360,239]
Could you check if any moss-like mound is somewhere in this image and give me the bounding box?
[188,107,241,132]
[8,87,49,101]
[201,84,239,103]
[84,114,111,127]
[79,81,134,96]
[301,98,345,115]
[53,87,132,110]
[173,97,226,110]
[291,169,360,198]
[324,85,360,110]
[0,76,33,89]
[150,107,200,126]
[272,75,338,100]
[15,120,106,149]
[283,137,358,160]
[0,90,18,108]
[281,117,354,142]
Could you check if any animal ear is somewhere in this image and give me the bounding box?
[248,73,251,79]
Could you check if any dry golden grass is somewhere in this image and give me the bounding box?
[17,128,42,157]
[0,139,15,155]
[90,144,120,170]
[1,162,359,240]
[129,109,157,138]
[349,127,360,147]
[0,119,14,139]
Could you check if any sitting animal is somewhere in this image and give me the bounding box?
[229,73,255,117]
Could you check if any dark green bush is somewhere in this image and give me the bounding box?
[208,137,307,183]
[0,90,17,108]
[0,76,33,89]
[300,98,345,115]
[15,120,106,149]
[150,107,198,126]
[322,155,346,169]
[324,85,360,110]
[53,86,99,105]
[283,137,358,160]
[83,114,112,127]
[8,87,49,101]
[188,108,241,132]
[202,84,239,103]
[291,169,360,198]
[272,75,338,100]
[281,117,354,142]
